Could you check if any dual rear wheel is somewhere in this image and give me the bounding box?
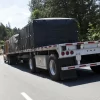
[7,56,17,65]
[29,54,60,81]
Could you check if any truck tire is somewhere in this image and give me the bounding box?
[7,56,16,65]
[3,56,7,63]
[8,56,13,65]
[29,58,36,73]
[48,54,60,81]
[4,57,6,63]
[91,66,100,74]
[23,59,28,64]
[4,60,6,63]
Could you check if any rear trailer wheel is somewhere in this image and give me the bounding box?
[3,56,7,63]
[29,58,36,73]
[91,66,100,74]
[48,55,60,81]
[23,59,28,64]
[8,56,12,65]
[4,59,6,63]
[7,56,17,65]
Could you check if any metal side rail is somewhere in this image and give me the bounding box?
[61,62,100,71]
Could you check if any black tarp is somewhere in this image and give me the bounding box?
[19,25,30,50]
[9,18,79,52]
[32,18,78,48]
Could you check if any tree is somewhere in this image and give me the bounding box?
[30,9,41,20]
[0,23,7,40]
[29,0,45,11]
[29,0,46,21]
[87,23,100,41]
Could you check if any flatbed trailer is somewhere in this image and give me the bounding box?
[3,18,100,81]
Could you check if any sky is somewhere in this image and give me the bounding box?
[0,0,30,28]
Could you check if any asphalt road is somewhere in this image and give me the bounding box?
[1,55,100,100]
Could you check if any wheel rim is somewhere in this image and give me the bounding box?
[29,59,33,70]
[50,60,56,76]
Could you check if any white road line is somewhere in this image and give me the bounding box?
[21,92,33,100]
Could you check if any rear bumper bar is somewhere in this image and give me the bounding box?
[61,62,100,71]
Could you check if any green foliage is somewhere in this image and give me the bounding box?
[30,9,41,20]
[0,40,4,49]
[29,0,44,11]
[0,23,20,46]
[6,27,13,38]
[29,0,46,21]
[0,23,7,40]
[87,23,100,41]
[0,40,4,45]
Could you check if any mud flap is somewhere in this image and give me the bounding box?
[60,69,77,80]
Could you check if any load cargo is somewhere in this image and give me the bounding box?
[8,18,78,53]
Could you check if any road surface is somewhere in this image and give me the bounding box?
[1,55,100,100]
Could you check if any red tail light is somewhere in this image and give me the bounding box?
[61,52,65,56]
[66,51,69,55]
[70,51,74,55]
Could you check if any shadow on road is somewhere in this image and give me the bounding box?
[11,63,50,78]
[60,69,100,87]
[10,63,100,87]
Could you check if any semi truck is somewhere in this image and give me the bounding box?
[3,18,100,81]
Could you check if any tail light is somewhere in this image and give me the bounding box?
[61,52,65,56]
[66,51,69,55]
[70,51,74,55]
